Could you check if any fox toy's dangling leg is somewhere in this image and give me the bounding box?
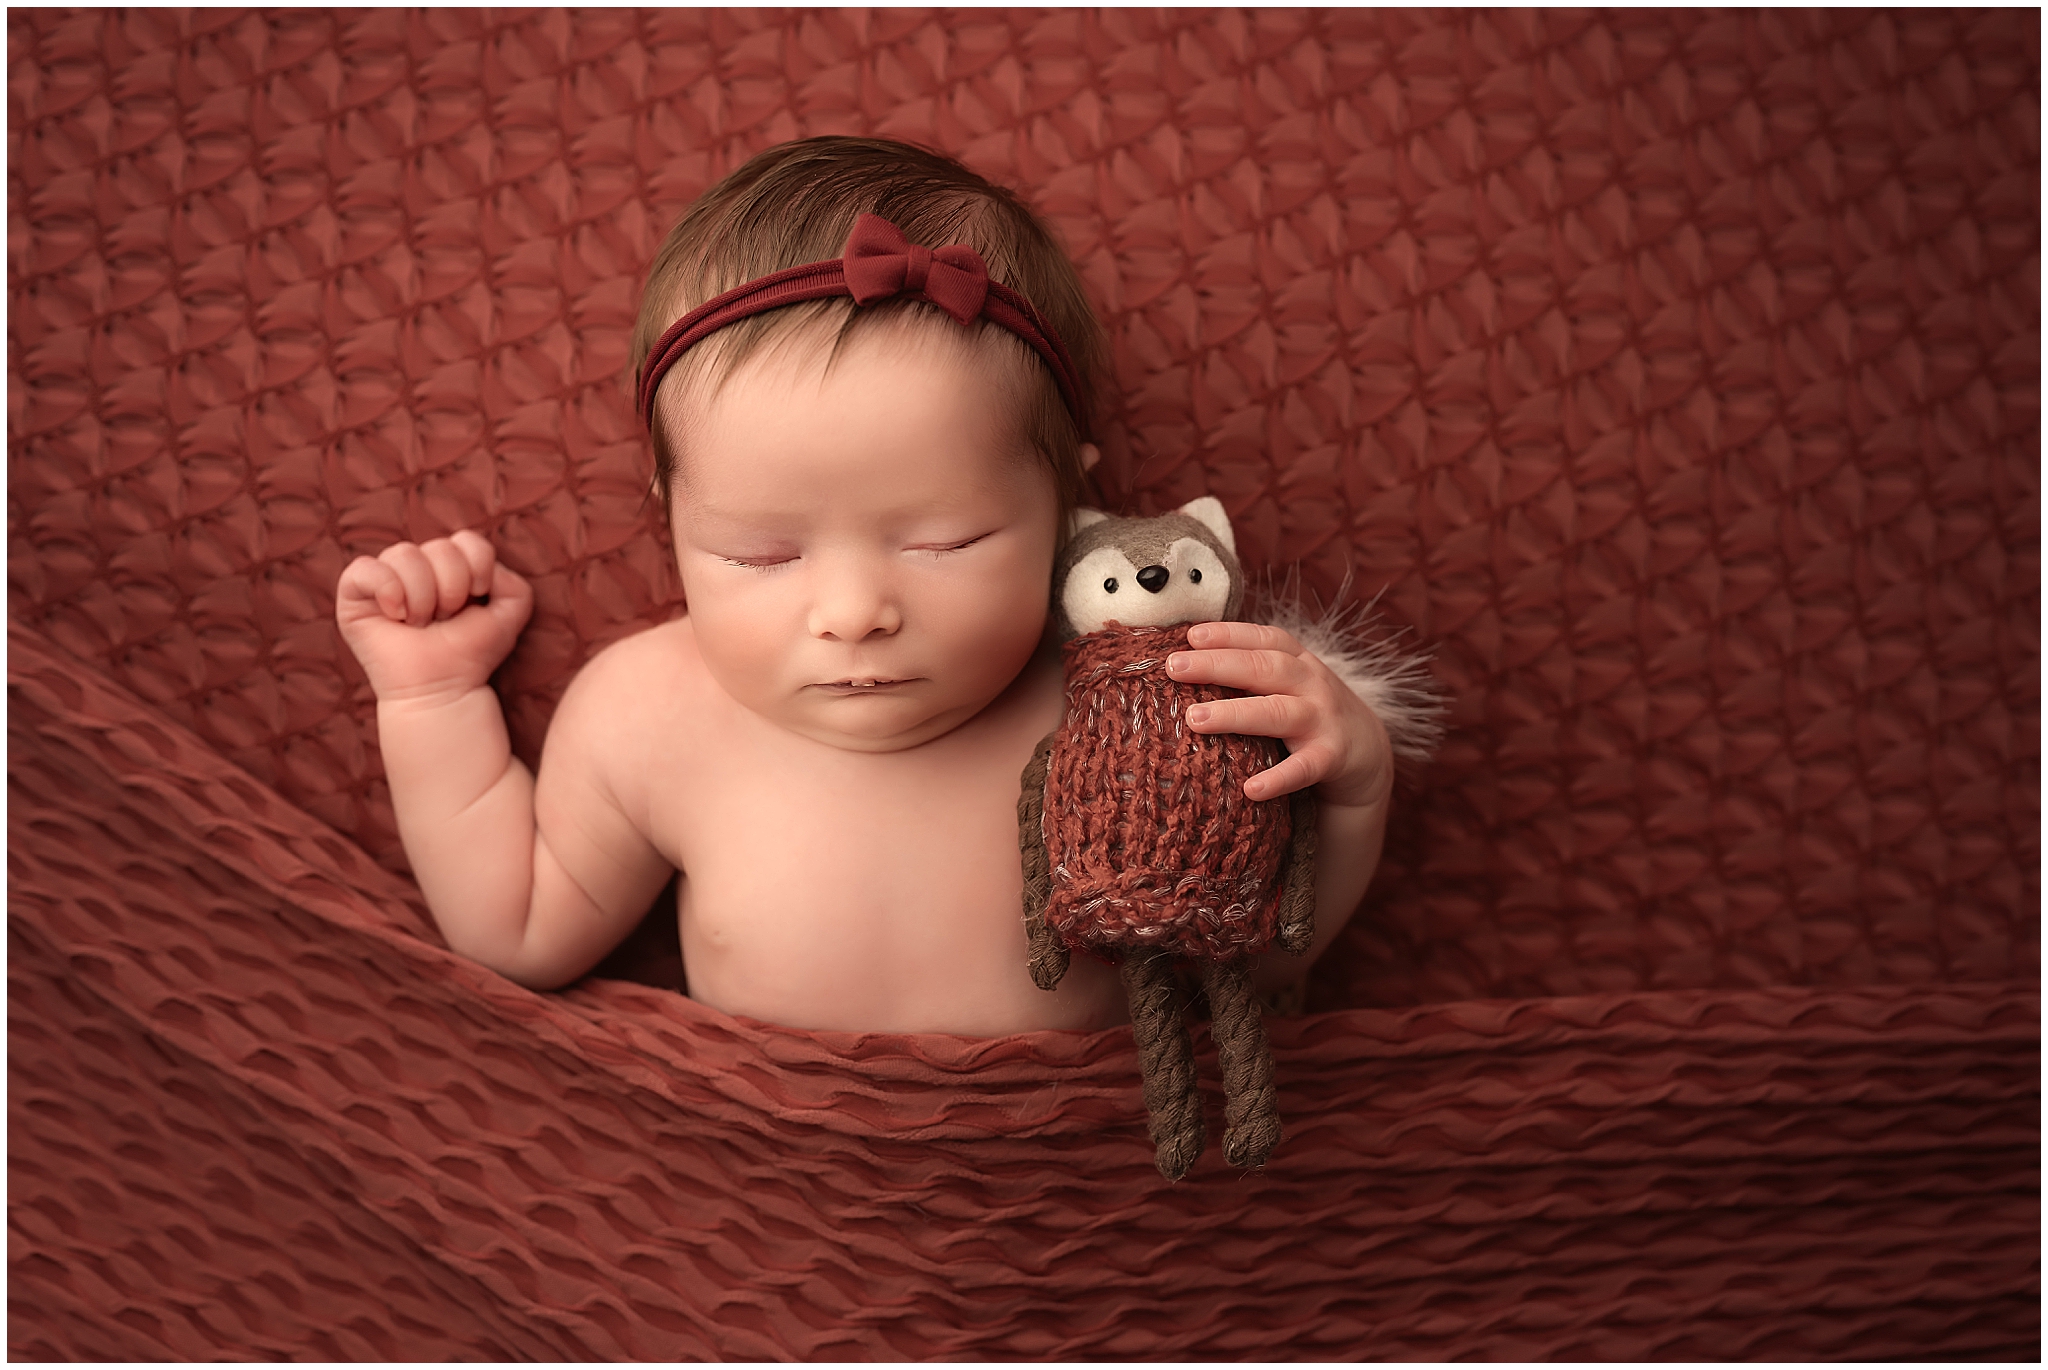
[1121,952,1205,1180]
[1203,959,1282,1169]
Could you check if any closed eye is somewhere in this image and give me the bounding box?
[915,533,990,555]
[718,554,796,570]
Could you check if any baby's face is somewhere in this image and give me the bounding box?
[665,323,1062,752]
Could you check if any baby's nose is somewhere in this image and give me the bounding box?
[1137,565,1169,593]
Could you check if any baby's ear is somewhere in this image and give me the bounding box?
[1067,507,1110,538]
[1176,496,1235,557]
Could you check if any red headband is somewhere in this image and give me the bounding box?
[637,213,1088,437]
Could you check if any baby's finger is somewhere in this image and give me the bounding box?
[448,528,496,598]
[377,543,440,627]
[336,555,407,624]
[1184,621,1305,654]
[481,558,535,633]
[419,537,477,619]
[1184,692,1313,740]
[1166,646,1312,696]
[1244,742,1333,801]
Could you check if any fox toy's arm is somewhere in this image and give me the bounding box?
[1275,788,1319,956]
[1017,733,1069,991]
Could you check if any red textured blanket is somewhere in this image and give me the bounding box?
[9,8,2039,1360]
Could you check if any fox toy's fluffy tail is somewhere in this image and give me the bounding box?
[1250,575,1448,767]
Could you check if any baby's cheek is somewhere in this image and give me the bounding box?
[935,573,1046,669]
[690,593,790,689]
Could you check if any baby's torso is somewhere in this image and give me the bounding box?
[618,618,1126,1035]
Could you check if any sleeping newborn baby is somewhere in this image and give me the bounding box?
[333,136,1396,1036]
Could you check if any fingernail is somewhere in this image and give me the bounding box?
[1167,653,1186,673]
[1187,704,1210,725]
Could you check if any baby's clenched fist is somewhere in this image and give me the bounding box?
[335,529,533,707]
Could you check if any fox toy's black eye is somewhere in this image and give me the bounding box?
[1189,568,1202,583]
[1103,577,1119,593]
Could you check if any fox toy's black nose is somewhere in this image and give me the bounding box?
[1136,565,1169,593]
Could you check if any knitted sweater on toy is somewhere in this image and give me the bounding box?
[1042,623,1294,962]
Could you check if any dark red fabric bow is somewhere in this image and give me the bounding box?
[637,214,1086,436]
[841,214,990,323]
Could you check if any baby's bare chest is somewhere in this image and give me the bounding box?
[669,737,1028,922]
[636,674,1123,1032]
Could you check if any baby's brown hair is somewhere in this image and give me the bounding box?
[631,136,1107,524]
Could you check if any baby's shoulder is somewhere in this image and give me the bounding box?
[547,616,717,760]
[571,613,698,681]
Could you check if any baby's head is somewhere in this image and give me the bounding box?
[632,138,1107,753]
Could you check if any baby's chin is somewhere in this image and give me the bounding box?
[766,684,992,753]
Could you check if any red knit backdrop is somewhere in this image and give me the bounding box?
[10,8,2038,1010]
[9,8,2040,1360]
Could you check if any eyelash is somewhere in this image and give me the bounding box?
[923,533,988,555]
[718,535,987,571]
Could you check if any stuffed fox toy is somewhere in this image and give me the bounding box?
[1018,497,1315,1180]
[1019,496,1443,1181]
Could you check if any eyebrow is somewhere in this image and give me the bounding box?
[676,503,805,536]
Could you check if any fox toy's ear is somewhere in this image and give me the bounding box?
[1176,496,1235,558]
[1067,507,1110,538]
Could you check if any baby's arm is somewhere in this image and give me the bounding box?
[335,532,671,989]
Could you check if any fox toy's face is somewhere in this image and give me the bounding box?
[1059,531,1231,636]
[1054,497,1243,639]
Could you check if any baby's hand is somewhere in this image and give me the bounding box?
[1166,622,1393,811]
[335,530,533,706]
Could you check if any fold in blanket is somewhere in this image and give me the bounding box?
[10,622,2039,1360]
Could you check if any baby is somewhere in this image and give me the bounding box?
[334,137,1394,1036]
